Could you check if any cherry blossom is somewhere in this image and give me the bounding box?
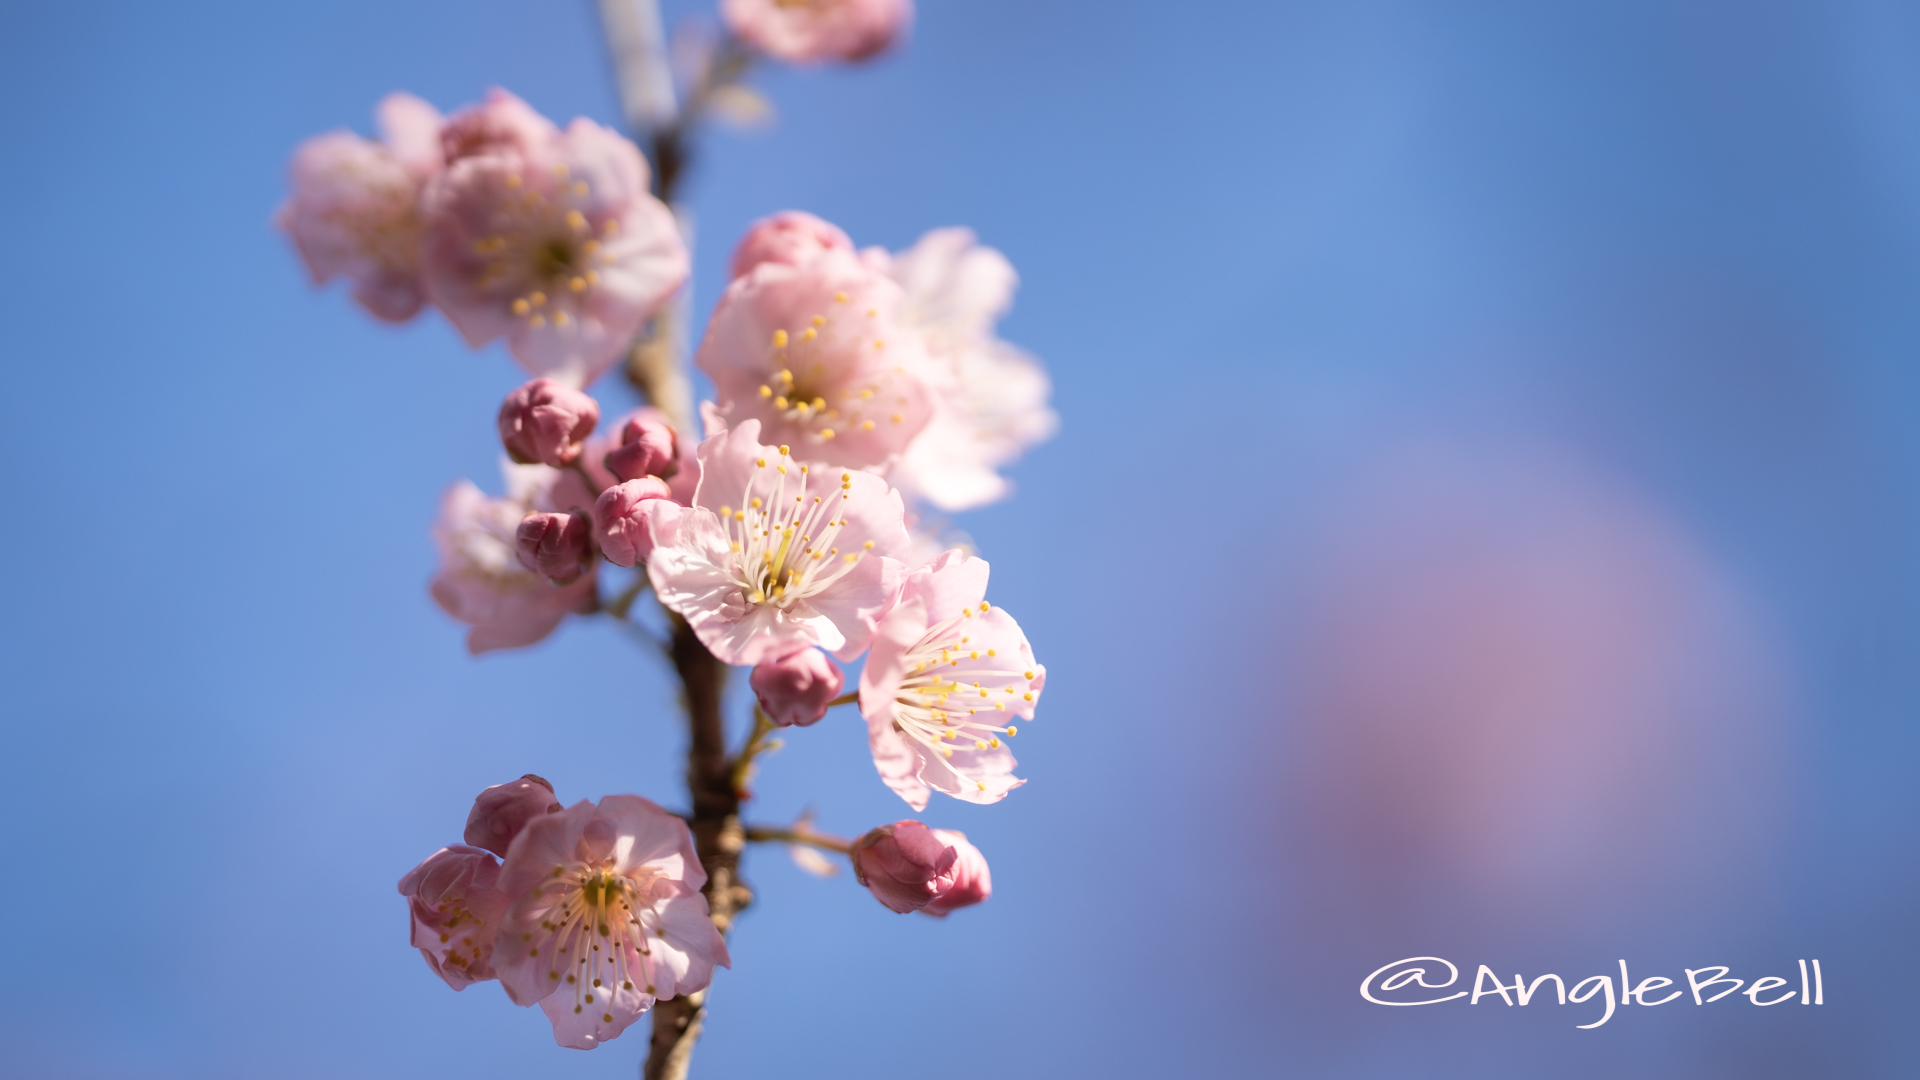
[919,829,989,916]
[498,378,600,467]
[465,774,564,857]
[397,845,512,990]
[494,796,730,1050]
[727,210,854,280]
[439,87,559,165]
[594,477,674,568]
[430,463,596,654]
[422,113,687,386]
[749,647,844,727]
[641,420,911,665]
[278,92,444,322]
[869,228,1056,511]
[697,249,935,469]
[722,0,912,65]
[588,407,698,505]
[859,550,1043,809]
[849,820,954,913]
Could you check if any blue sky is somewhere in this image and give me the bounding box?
[4,1,1920,1077]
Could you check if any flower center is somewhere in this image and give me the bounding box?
[715,446,872,610]
[889,603,1038,776]
[753,299,907,444]
[531,860,662,1021]
[470,165,619,332]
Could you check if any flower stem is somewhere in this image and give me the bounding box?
[824,691,859,709]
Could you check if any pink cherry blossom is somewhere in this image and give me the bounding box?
[494,796,730,1051]
[278,92,444,322]
[749,647,844,727]
[499,378,601,467]
[848,820,955,913]
[516,510,595,584]
[430,464,596,654]
[594,477,674,568]
[727,210,854,280]
[722,0,911,65]
[440,87,560,165]
[919,829,990,916]
[397,845,512,990]
[603,413,678,482]
[465,774,564,857]
[640,420,911,665]
[588,407,698,505]
[869,228,1056,511]
[697,249,935,469]
[858,549,1043,809]
[422,114,687,387]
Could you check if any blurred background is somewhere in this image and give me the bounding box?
[3,0,1918,1076]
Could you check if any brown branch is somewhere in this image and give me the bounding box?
[644,616,747,1080]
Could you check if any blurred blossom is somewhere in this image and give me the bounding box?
[728,210,855,281]
[867,228,1056,511]
[276,92,443,322]
[422,110,687,387]
[642,420,911,665]
[721,0,912,66]
[439,88,559,166]
[430,462,597,654]
[697,248,935,469]
[859,550,1041,809]
[1276,441,1790,946]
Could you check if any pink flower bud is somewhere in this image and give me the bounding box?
[593,478,672,568]
[498,378,601,467]
[727,210,854,279]
[750,648,844,727]
[850,820,958,914]
[515,510,594,584]
[919,829,990,916]
[463,774,563,857]
[603,414,679,482]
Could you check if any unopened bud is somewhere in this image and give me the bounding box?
[498,378,600,467]
[727,210,854,279]
[919,829,990,916]
[750,648,844,727]
[603,415,679,482]
[849,820,958,914]
[593,478,672,568]
[515,510,594,584]
[462,774,562,857]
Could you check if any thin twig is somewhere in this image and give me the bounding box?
[728,706,778,794]
[744,824,854,855]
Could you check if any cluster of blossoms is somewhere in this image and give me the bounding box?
[399,777,729,1049]
[286,0,1053,1064]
